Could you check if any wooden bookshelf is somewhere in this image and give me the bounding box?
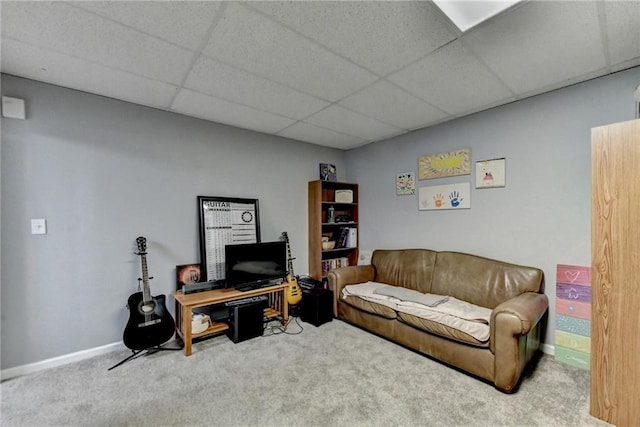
[308,180,358,280]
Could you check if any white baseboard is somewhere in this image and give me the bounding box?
[541,343,555,356]
[1,341,124,381]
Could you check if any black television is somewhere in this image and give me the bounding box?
[224,241,287,291]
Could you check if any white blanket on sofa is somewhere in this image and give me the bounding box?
[342,281,491,342]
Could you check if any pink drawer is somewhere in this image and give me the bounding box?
[556,298,591,320]
[556,264,591,286]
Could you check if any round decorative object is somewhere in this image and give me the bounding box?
[241,211,253,223]
[192,313,211,334]
[322,241,336,250]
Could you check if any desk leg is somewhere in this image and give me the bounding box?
[282,288,289,325]
[182,304,192,356]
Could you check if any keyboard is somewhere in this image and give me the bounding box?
[224,295,268,307]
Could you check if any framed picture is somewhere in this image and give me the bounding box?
[176,263,202,290]
[396,171,415,195]
[418,148,471,180]
[320,163,337,181]
[475,158,506,188]
[198,196,260,282]
[418,182,471,210]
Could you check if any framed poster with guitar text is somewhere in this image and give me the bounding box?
[198,196,260,282]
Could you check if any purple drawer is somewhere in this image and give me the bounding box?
[556,283,591,303]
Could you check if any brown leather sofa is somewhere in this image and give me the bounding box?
[327,249,548,393]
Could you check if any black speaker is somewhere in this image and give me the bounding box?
[227,300,265,343]
[300,288,333,327]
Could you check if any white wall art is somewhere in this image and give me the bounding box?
[476,158,506,188]
[396,171,415,195]
[418,182,471,211]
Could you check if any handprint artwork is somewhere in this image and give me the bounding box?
[418,182,470,210]
[449,191,462,207]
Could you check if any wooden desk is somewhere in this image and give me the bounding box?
[172,283,289,356]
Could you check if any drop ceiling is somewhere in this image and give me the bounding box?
[1,1,639,150]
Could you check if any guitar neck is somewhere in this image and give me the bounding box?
[140,253,151,302]
[285,238,295,277]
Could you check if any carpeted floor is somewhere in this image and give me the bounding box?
[1,318,610,426]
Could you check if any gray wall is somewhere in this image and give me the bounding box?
[3,67,639,370]
[346,66,640,346]
[0,74,345,370]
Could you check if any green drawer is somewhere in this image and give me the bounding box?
[555,346,590,370]
[555,330,591,354]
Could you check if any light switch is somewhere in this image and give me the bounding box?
[31,219,47,234]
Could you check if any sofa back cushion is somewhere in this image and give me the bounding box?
[372,249,436,293]
[430,251,544,309]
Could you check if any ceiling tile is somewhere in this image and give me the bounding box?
[304,105,402,141]
[184,55,329,120]
[68,1,222,50]
[604,1,640,66]
[1,1,637,150]
[339,80,450,130]
[2,38,178,109]
[388,40,513,115]
[464,1,606,94]
[278,122,367,150]
[201,3,378,101]
[249,1,456,76]
[1,1,194,84]
[171,89,295,135]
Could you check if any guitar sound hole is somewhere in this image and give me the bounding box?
[139,300,156,315]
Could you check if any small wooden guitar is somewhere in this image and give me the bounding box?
[281,232,302,305]
[123,236,176,350]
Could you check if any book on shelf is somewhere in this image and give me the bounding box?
[334,227,357,249]
[346,228,357,248]
[322,257,350,273]
[337,227,349,248]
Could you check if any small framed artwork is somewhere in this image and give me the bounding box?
[476,158,506,188]
[176,263,202,290]
[396,171,415,195]
[320,163,337,181]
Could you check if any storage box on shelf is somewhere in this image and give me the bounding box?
[308,180,359,280]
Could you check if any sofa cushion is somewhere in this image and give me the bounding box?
[341,282,399,318]
[342,282,491,344]
[373,286,449,307]
[398,312,489,347]
[341,295,397,319]
[395,297,491,344]
[372,249,436,293]
[430,251,544,309]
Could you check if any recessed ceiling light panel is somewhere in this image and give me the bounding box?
[433,0,522,32]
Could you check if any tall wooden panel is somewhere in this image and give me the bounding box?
[590,119,640,426]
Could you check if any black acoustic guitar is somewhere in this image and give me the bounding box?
[123,236,175,350]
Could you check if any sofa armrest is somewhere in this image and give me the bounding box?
[490,292,548,392]
[327,265,375,316]
[490,292,549,353]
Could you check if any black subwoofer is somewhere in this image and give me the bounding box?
[227,300,265,343]
[300,288,333,327]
